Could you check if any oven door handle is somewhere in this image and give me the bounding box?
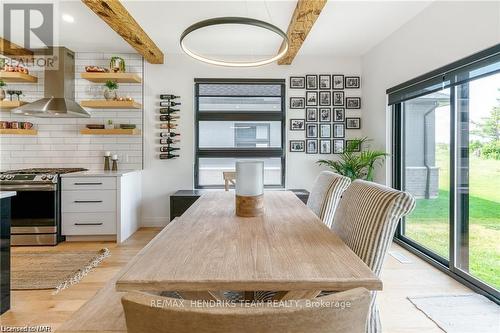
[73,200,103,203]
[74,222,103,226]
[0,184,56,191]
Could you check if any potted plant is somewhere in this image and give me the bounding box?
[109,56,126,73]
[103,80,118,101]
[317,137,388,181]
[105,119,114,130]
[0,80,6,101]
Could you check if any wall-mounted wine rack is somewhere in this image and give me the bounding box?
[159,94,181,159]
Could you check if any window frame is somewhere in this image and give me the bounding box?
[194,78,286,189]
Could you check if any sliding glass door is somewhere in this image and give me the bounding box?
[390,45,499,301]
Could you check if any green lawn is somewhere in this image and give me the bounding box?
[405,146,500,290]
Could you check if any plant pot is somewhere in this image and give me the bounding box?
[104,89,117,101]
[105,123,114,130]
[0,88,5,101]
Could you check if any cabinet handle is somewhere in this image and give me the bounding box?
[74,182,103,185]
[74,200,103,203]
[74,222,103,226]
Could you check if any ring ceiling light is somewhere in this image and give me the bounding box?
[180,17,289,67]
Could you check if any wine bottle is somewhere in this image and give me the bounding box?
[160,94,180,100]
[160,138,180,145]
[159,108,180,114]
[160,146,181,152]
[160,101,181,107]
[160,123,178,130]
[160,115,180,122]
[159,153,179,159]
[160,132,180,137]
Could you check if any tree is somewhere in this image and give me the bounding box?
[471,89,500,142]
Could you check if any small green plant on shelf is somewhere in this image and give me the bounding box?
[0,79,6,101]
[103,80,119,101]
[317,137,388,181]
[109,56,126,73]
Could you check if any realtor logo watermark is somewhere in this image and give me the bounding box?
[2,3,57,69]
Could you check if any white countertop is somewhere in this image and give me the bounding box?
[60,170,141,178]
[0,191,16,199]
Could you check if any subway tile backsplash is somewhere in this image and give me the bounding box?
[0,52,144,171]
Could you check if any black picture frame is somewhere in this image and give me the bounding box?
[306,123,318,138]
[319,74,331,90]
[319,91,331,106]
[346,117,361,129]
[333,91,344,106]
[289,140,305,152]
[290,119,305,131]
[306,75,318,90]
[306,91,318,106]
[289,76,305,89]
[345,76,360,89]
[319,124,331,138]
[319,108,331,122]
[345,97,361,109]
[332,75,344,90]
[333,123,345,138]
[333,139,345,154]
[290,97,305,109]
[346,140,361,152]
[306,108,318,122]
[319,139,332,154]
[333,108,345,122]
[306,139,318,154]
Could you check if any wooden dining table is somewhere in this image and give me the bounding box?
[115,191,382,300]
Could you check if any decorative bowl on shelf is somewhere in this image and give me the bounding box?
[86,124,105,129]
[85,66,109,73]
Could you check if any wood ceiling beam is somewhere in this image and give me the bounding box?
[81,0,164,64]
[278,0,328,65]
[0,37,34,60]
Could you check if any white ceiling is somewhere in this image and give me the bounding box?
[3,0,433,58]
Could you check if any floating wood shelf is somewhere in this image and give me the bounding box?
[0,100,27,110]
[80,72,142,83]
[0,71,38,83]
[80,100,142,109]
[0,128,37,135]
[80,128,140,135]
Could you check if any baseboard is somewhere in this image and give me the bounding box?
[141,217,169,227]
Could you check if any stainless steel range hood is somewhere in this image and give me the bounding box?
[12,47,90,118]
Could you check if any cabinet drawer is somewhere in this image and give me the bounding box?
[62,190,116,213]
[62,212,116,235]
[62,177,116,191]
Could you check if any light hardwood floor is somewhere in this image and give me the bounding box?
[1,227,472,332]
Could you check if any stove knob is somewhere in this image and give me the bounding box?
[47,175,54,180]
[6,175,14,180]
[41,175,47,180]
[0,175,5,180]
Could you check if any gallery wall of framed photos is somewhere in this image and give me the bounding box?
[288,74,362,155]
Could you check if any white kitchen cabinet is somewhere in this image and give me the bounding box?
[61,170,142,243]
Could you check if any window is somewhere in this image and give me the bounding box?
[195,79,285,188]
[390,44,500,301]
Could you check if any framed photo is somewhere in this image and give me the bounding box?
[345,76,360,89]
[290,76,305,89]
[319,75,331,90]
[346,97,361,109]
[306,123,318,138]
[306,139,318,154]
[290,119,305,131]
[306,75,318,90]
[320,140,332,154]
[319,108,331,122]
[333,108,345,122]
[333,139,345,154]
[306,91,318,106]
[332,75,344,90]
[346,117,361,129]
[333,123,345,138]
[289,140,305,152]
[306,108,318,122]
[333,91,344,106]
[346,140,361,152]
[290,97,305,109]
[319,91,331,106]
[319,124,331,138]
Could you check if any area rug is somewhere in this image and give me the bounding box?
[11,248,110,294]
[407,294,500,333]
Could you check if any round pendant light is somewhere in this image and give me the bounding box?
[180,17,289,67]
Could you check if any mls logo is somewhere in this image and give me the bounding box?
[3,3,53,51]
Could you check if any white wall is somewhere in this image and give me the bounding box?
[142,55,362,226]
[361,0,500,184]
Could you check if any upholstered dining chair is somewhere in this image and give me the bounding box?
[330,180,416,333]
[122,287,371,333]
[307,171,351,228]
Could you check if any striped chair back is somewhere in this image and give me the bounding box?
[331,179,415,276]
[307,171,351,228]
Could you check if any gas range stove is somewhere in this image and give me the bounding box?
[0,168,87,184]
